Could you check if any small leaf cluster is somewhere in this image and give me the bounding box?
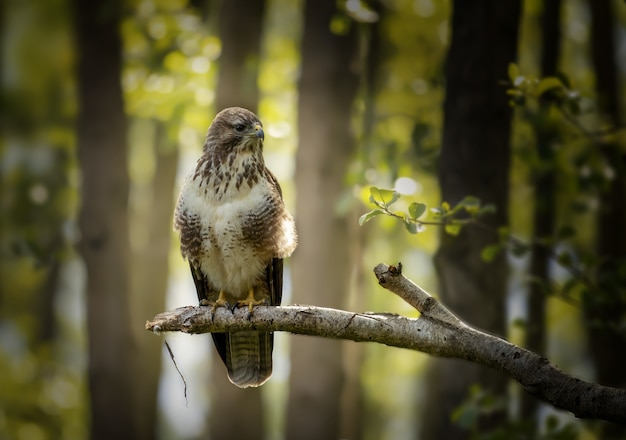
[359,187,496,235]
[507,63,581,115]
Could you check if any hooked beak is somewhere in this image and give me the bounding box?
[254,124,264,141]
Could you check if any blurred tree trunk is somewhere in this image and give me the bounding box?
[521,0,562,422]
[208,1,266,439]
[586,1,626,438]
[345,5,385,439]
[129,120,178,440]
[286,2,359,439]
[74,0,137,438]
[214,0,264,111]
[422,2,521,439]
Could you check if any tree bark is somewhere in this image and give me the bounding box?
[74,0,137,437]
[208,1,266,439]
[522,0,562,421]
[146,263,626,425]
[587,1,626,438]
[286,2,359,439]
[425,1,521,438]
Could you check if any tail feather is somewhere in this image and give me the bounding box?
[219,331,273,388]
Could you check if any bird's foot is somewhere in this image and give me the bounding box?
[235,288,266,313]
[212,291,230,313]
[235,298,266,313]
[200,292,231,321]
[199,292,230,309]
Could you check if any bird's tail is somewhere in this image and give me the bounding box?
[219,331,273,388]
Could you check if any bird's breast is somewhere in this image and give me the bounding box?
[181,176,291,297]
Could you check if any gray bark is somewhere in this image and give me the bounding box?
[146,263,626,425]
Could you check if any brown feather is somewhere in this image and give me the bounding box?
[173,107,296,387]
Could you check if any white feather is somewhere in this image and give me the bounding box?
[176,156,296,298]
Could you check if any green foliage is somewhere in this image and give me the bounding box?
[121,0,216,144]
[359,187,495,235]
[452,385,579,440]
[507,63,581,114]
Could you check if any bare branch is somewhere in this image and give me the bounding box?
[146,263,626,425]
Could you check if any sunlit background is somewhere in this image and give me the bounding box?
[2,0,625,439]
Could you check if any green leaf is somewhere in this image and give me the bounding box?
[508,63,519,82]
[462,199,481,215]
[408,202,426,220]
[478,204,497,216]
[369,187,399,208]
[458,195,481,207]
[537,77,564,97]
[481,243,502,262]
[358,209,384,226]
[404,221,418,234]
[445,223,462,236]
[387,192,401,207]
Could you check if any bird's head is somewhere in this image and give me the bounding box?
[204,107,265,155]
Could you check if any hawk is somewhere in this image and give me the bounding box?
[174,107,297,388]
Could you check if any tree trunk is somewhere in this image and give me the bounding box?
[214,0,265,111]
[521,0,562,421]
[209,1,266,439]
[422,1,521,438]
[74,0,137,438]
[351,5,384,439]
[286,2,359,439]
[129,120,178,440]
[586,1,626,438]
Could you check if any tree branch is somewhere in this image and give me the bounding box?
[146,263,626,424]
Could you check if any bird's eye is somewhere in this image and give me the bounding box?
[234,124,246,132]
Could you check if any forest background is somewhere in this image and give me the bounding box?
[1,0,625,439]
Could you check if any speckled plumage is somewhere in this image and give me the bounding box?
[174,107,297,387]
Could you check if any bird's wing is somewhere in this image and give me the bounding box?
[188,262,230,368]
[266,257,283,306]
[188,261,220,304]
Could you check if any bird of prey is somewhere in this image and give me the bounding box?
[174,107,297,388]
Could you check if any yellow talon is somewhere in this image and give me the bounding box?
[236,287,265,312]
[215,291,229,307]
[207,291,230,314]
[200,291,230,308]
